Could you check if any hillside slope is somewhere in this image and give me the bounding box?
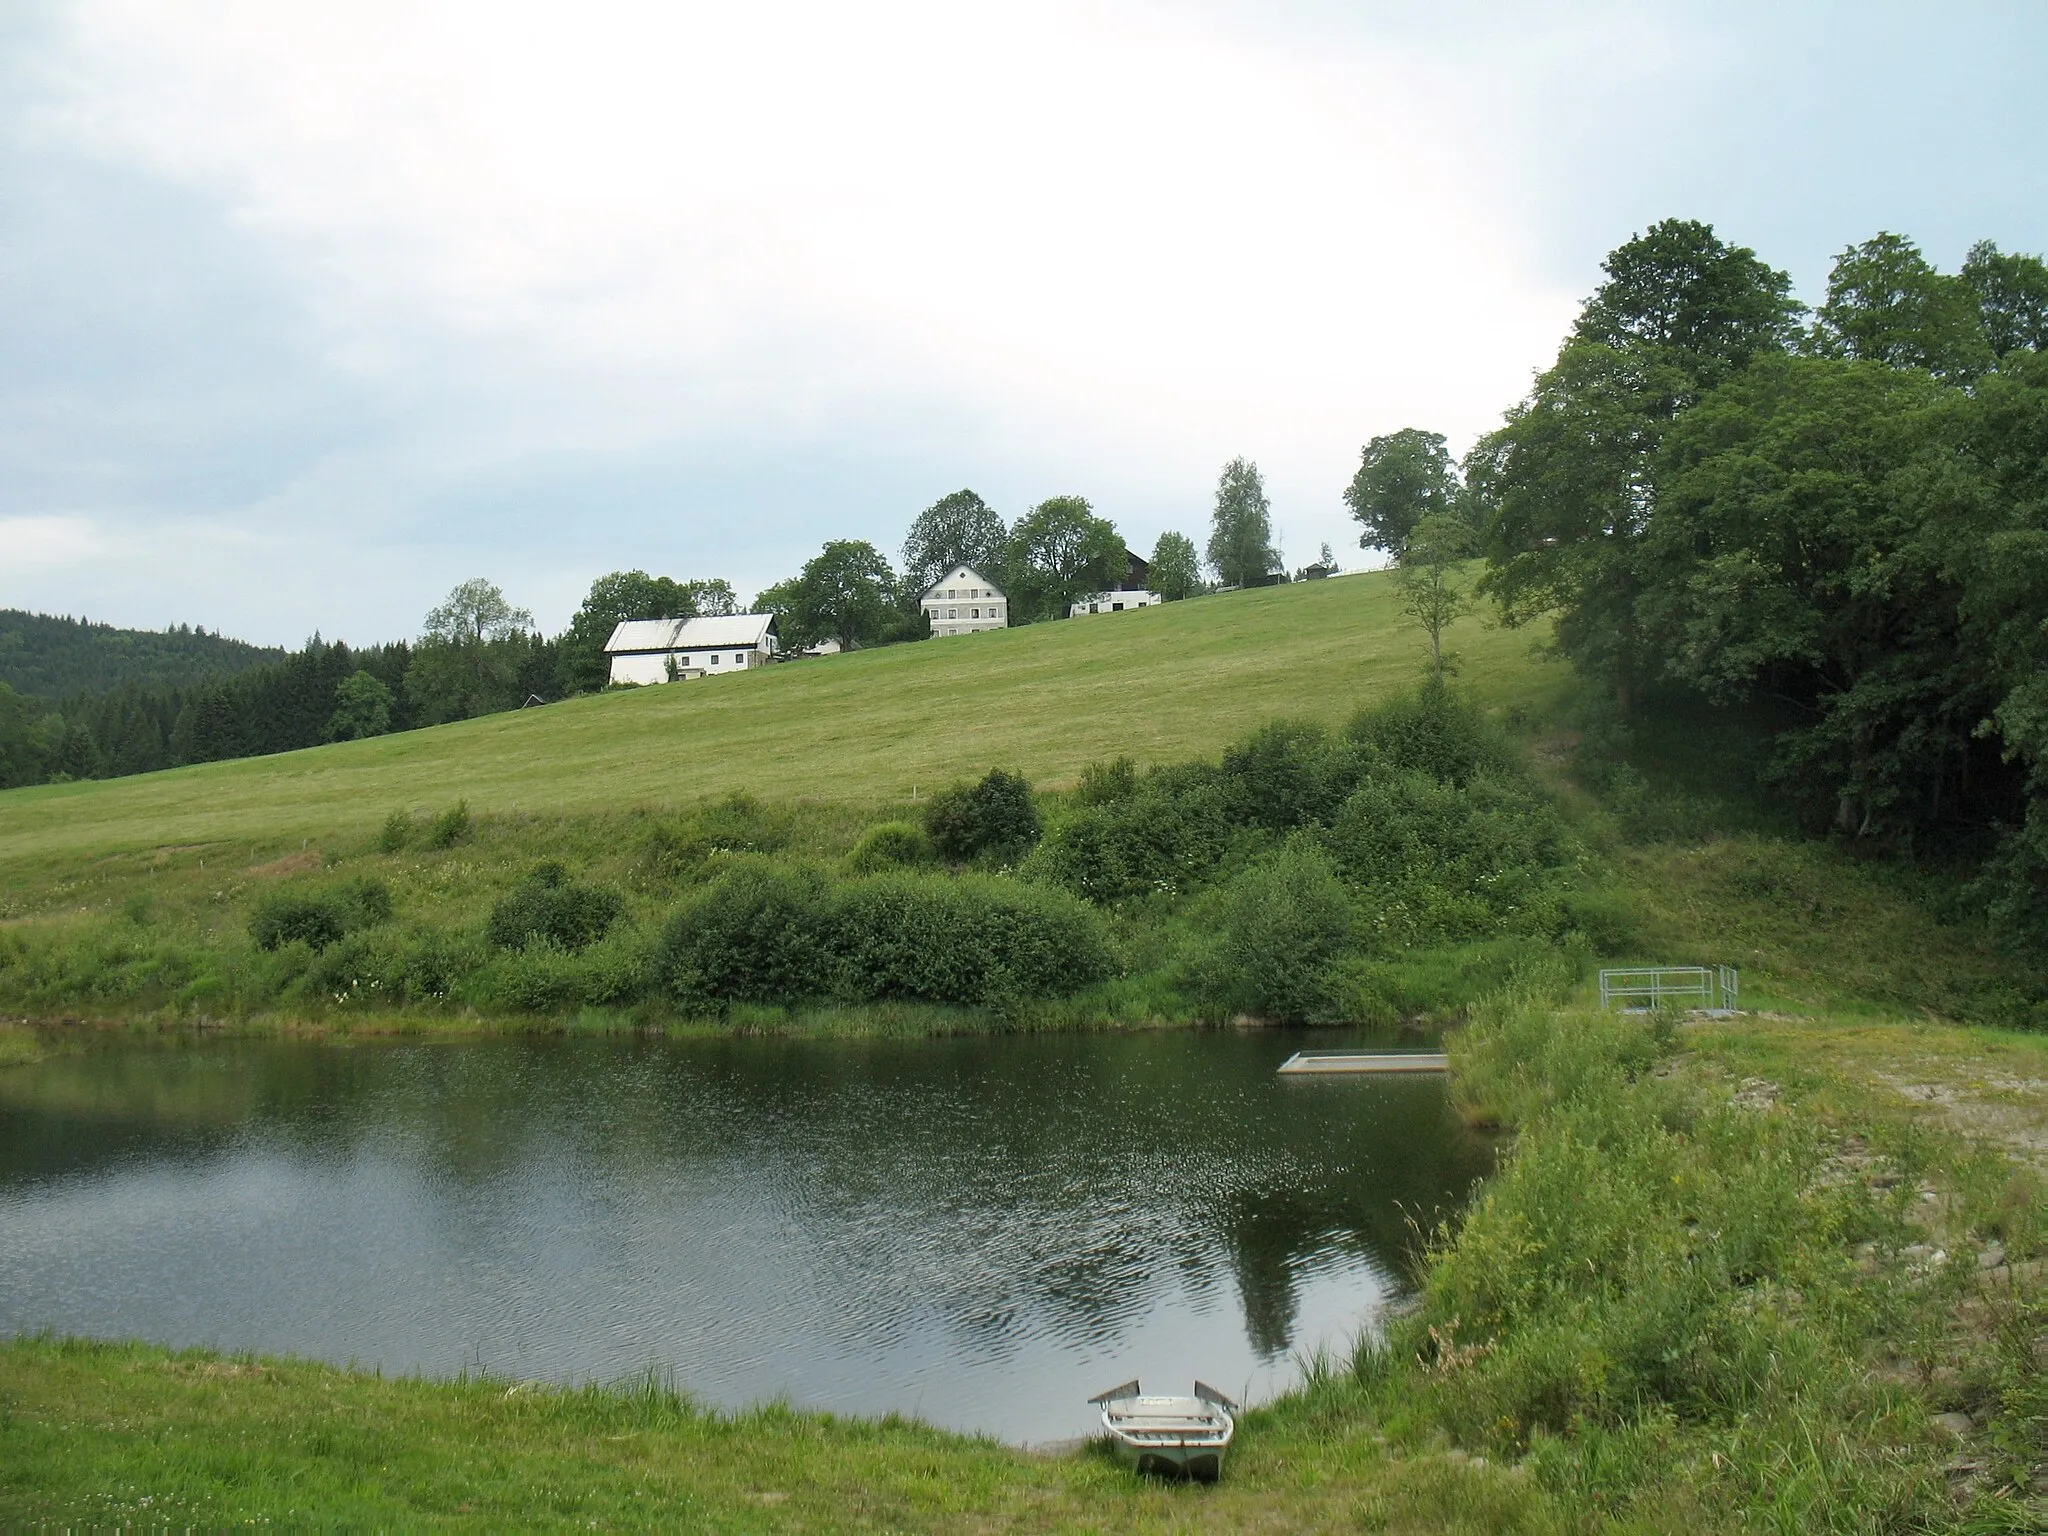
[0,610,282,700]
[0,573,1566,869]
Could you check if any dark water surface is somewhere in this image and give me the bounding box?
[0,1031,1491,1442]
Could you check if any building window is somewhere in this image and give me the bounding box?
[948,609,958,618]
[971,608,980,619]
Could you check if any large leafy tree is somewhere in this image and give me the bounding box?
[1479,221,1797,704]
[326,670,394,741]
[1961,240,2048,359]
[1148,530,1203,600]
[423,578,532,646]
[902,490,1007,596]
[1206,458,1279,587]
[1344,429,1461,555]
[1636,355,1966,832]
[1808,232,1992,379]
[772,541,898,651]
[1571,217,1802,409]
[1004,496,1124,621]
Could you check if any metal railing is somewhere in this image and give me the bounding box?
[1598,966,1739,1013]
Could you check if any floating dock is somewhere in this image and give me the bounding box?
[1276,1051,1449,1076]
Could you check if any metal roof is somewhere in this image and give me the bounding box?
[604,613,778,654]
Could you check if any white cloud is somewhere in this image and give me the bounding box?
[44,1,1586,466]
[0,513,106,573]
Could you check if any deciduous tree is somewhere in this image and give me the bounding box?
[1148,531,1203,600]
[784,541,898,651]
[326,670,394,741]
[1345,429,1460,555]
[902,490,1007,597]
[1809,232,1992,379]
[1004,496,1124,621]
[1206,458,1279,588]
[1398,515,1474,680]
[1961,240,2048,358]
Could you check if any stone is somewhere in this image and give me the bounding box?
[1928,1411,1973,1442]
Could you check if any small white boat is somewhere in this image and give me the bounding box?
[1088,1379,1236,1480]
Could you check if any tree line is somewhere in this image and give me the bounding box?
[0,458,1300,789]
[1354,220,2048,944]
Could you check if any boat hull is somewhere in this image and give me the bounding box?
[1113,1440,1225,1481]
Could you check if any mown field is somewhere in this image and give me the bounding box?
[0,573,1563,871]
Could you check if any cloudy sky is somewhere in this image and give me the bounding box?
[3,0,2043,646]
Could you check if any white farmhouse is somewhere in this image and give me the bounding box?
[604,613,780,685]
[920,566,1008,636]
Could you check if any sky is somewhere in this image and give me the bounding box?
[2,0,2044,647]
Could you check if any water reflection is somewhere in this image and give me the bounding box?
[0,1031,1490,1441]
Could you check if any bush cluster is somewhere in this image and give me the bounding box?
[657,860,1111,1010]
[1207,838,1354,1022]
[923,769,1041,863]
[485,863,624,952]
[640,792,789,884]
[249,878,393,952]
[1027,686,1589,1020]
[844,821,933,874]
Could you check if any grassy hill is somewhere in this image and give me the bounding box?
[0,573,1566,870]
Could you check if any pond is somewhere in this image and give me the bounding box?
[0,1030,1492,1444]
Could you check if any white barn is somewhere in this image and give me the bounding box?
[604,613,780,685]
[1068,590,1163,617]
[920,566,1008,636]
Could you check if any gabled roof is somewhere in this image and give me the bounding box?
[604,613,778,654]
[919,565,1005,602]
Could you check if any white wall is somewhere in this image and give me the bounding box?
[608,647,760,685]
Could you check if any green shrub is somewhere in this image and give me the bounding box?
[1206,838,1354,1021]
[250,893,348,951]
[345,877,394,925]
[658,860,838,1007]
[640,793,789,884]
[1555,887,1639,954]
[845,821,933,874]
[1029,774,1236,903]
[831,874,1113,1004]
[425,800,472,849]
[923,769,1041,863]
[486,863,623,952]
[1347,681,1517,787]
[1074,755,1138,807]
[1219,719,1350,831]
[480,942,591,1013]
[378,809,413,853]
[1326,772,1575,946]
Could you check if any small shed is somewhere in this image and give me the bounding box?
[604,613,780,685]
